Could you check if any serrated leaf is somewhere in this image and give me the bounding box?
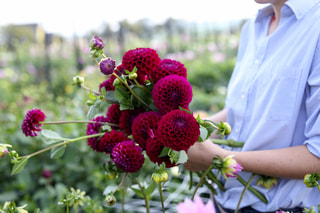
[41,129,65,144]
[11,157,29,175]
[50,145,66,159]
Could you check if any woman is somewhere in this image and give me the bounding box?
[184,0,320,212]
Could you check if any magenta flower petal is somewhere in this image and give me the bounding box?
[86,116,108,152]
[158,109,200,152]
[119,108,145,135]
[106,104,121,130]
[99,57,116,75]
[21,109,46,137]
[89,35,104,50]
[152,74,193,114]
[151,59,187,84]
[99,130,130,154]
[132,111,162,149]
[111,141,145,173]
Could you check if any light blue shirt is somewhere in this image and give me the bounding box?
[216,0,320,211]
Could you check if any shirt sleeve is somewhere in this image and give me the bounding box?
[304,35,320,158]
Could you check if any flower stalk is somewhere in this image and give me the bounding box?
[158,183,166,213]
[41,120,119,127]
[237,174,268,204]
[134,178,150,213]
[235,173,256,213]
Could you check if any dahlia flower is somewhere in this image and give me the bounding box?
[99,57,116,75]
[86,115,108,152]
[111,141,145,173]
[99,130,130,153]
[0,144,11,158]
[151,59,187,84]
[122,47,161,80]
[106,104,121,130]
[176,196,215,213]
[99,75,116,92]
[157,109,200,152]
[152,74,193,114]
[132,111,162,149]
[21,109,46,137]
[119,108,145,135]
[145,136,176,168]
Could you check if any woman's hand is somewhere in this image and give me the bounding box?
[184,140,228,172]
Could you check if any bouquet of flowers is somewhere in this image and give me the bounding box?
[1,36,270,213]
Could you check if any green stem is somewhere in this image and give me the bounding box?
[80,84,101,96]
[235,174,256,213]
[94,57,99,67]
[237,174,268,204]
[113,73,152,111]
[158,183,166,213]
[133,78,152,95]
[189,171,193,190]
[113,173,128,194]
[18,133,104,159]
[66,205,69,213]
[317,182,320,192]
[211,139,244,147]
[134,178,150,213]
[41,120,119,127]
[207,170,226,192]
[203,120,219,130]
[191,165,213,200]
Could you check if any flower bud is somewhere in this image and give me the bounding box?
[89,36,104,51]
[73,76,84,86]
[105,194,116,206]
[113,78,121,87]
[86,100,94,106]
[0,144,12,158]
[304,173,320,188]
[129,73,138,80]
[256,175,278,189]
[99,58,116,75]
[222,122,231,135]
[152,171,169,183]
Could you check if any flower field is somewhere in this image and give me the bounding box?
[0,20,241,212]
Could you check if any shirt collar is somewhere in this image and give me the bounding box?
[255,0,320,21]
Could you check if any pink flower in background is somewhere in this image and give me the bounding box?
[177,196,216,213]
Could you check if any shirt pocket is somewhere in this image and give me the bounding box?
[259,65,300,121]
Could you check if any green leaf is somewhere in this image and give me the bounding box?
[159,147,170,158]
[131,185,144,198]
[87,99,110,119]
[50,145,67,159]
[176,150,188,164]
[41,129,66,144]
[198,125,208,142]
[11,157,29,175]
[104,91,118,103]
[145,181,157,198]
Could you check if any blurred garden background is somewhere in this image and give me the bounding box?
[0,3,257,211]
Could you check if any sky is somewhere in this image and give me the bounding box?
[0,0,264,37]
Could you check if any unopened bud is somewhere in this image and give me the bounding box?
[129,73,138,80]
[105,194,116,206]
[73,76,84,86]
[86,100,94,106]
[222,122,231,135]
[0,144,11,158]
[152,171,169,183]
[304,173,320,188]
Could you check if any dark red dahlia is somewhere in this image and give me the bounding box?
[99,57,116,75]
[151,59,187,84]
[99,74,116,92]
[41,169,52,179]
[152,74,193,114]
[119,108,145,135]
[99,130,130,154]
[158,109,200,152]
[131,111,162,149]
[111,141,145,173]
[86,115,108,152]
[106,104,121,130]
[146,135,176,168]
[21,109,46,137]
[122,47,161,79]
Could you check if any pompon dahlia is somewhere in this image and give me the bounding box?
[132,111,162,149]
[119,108,145,135]
[99,57,116,75]
[146,136,176,168]
[152,74,193,114]
[99,130,130,154]
[111,141,145,173]
[106,104,121,130]
[22,109,46,137]
[99,74,116,92]
[86,115,108,152]
[151,59,187,84]
[122,47,161,78]
[89,35,104,50]
[158,109,200,152]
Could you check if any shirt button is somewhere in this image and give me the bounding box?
[254,59,259,64]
